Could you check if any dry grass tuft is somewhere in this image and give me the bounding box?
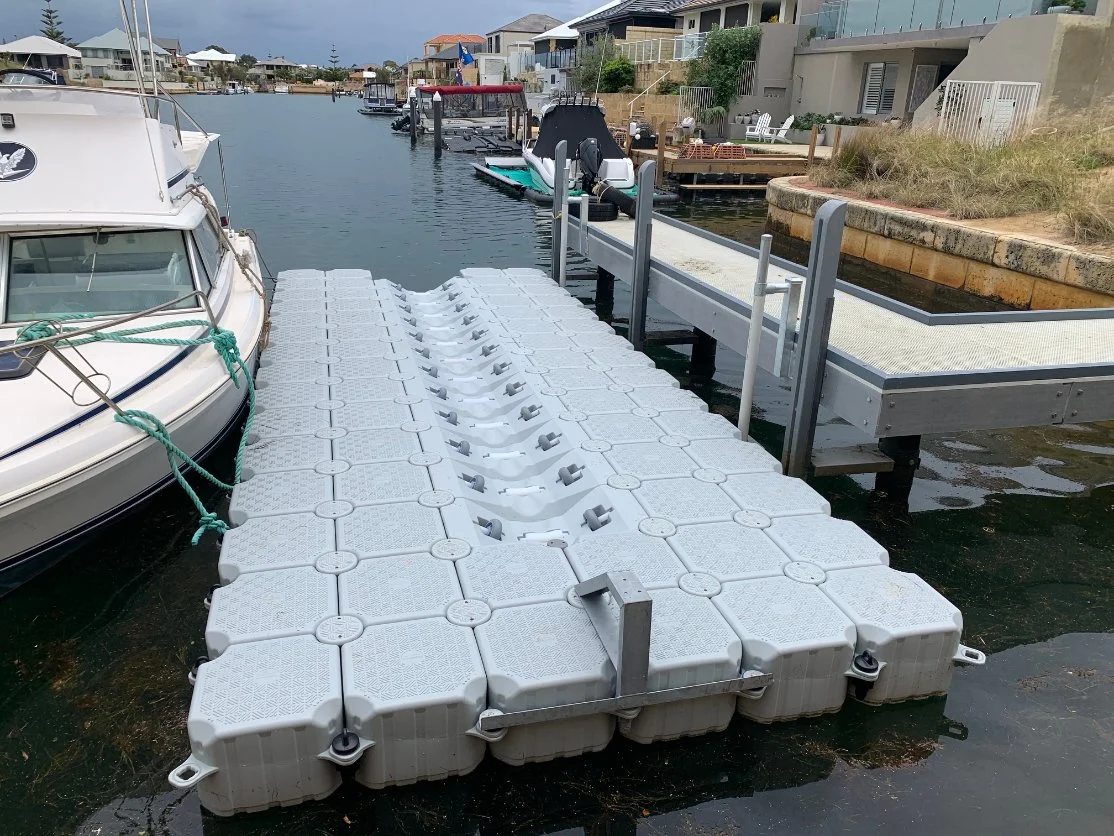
[809,105,1114,243]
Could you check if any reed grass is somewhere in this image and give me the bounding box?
[809,107,1114,243]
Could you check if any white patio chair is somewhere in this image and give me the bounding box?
[744,113,771,141]
[764,115,795,143]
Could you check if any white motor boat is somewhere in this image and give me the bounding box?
[522,99,635,194]
[0,72,267,592]
[273,83,290,94]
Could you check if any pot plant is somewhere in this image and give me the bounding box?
[698,105,728,139]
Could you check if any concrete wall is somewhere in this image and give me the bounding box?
[909,11,1114,125]
[768,178,1114,310]
[596,91,678,127]
[1045,11,1114,111]
[794,48,917,118]
[730,22,798,123]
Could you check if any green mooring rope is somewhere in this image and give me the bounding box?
[17,315,255,544]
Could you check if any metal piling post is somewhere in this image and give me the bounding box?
[629,160,656,352]
[782,200,847,478]
[551,140,568,284]
[738,235,773,439]
[408,87,417,146]
[432,92,443,160]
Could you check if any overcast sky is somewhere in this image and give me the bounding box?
[4,0,585,64]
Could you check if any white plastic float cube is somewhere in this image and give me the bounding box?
[714,574,856,723]
[170,635,344,816]
[217,513,336,583]
[343,617,488,788]
[623,585,743,744]
[820,565,980,704]
[456,542,578,608]
[475,601,615,765]
[205,566,338,656]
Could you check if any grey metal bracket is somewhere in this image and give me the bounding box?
[476,671,773,731]
[577,571,652,696]
[472,570,774,733]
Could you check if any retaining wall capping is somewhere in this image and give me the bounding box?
[766,178,1114,310]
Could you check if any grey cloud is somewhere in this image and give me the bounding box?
[5,0,586,65]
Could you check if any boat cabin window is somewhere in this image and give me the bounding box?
[192,218,224,287]
[5,230,197,323]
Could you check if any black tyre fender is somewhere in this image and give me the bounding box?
[568,198,619,222]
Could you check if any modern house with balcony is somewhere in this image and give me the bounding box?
[77,29,173,88]
[792,0,1111,123]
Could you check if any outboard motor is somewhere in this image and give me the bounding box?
[578,137,604,193]
[578,136,637,219]
[391,113,411,132]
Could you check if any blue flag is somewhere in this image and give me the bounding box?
[458,43,474,65]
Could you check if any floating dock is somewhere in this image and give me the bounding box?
[578,212,1114,446]
[170,267,982,816]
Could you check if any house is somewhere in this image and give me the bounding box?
[573,0,688,41]
[152,36,182,60]
[409,44,480,85]
[0,35,83,82]
[665,1,799,126]
[185,48,237,70]
[676,0,791,35]
[77,29,172,84]
[423,33,486,57]
[521,2,621,89]
[792,0,1112,124]
[486,13,563,55]
[250,56,300,81]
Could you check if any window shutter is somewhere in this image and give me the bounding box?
[880,63,900,113]
[861,63,885,114]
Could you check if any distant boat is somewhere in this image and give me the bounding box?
[273,83,289,94]
[358,82,398,116]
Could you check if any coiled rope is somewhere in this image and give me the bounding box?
[17,316,255,544]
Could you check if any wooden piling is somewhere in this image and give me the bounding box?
[807,125,818,166]
[832,126,843,158]
[526,109,532,142]
[506,109,513,142]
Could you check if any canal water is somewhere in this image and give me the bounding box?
[2,94,1111,836]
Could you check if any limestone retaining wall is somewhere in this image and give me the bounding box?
[766,178,1114,310]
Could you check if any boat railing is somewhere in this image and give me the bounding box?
[0,290,219,417]
[0,83,211,144]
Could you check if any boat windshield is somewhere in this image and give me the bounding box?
[4,230,197,323]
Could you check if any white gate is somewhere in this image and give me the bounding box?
[937,80,1041,146]
[677,85,714,122]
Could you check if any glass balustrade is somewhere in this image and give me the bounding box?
[807,0,1050,41]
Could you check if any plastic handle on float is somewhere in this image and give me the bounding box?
[168,755,219,789]
[953,645,986,665]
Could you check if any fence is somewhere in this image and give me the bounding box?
[677,85,714,122]
[937,79,1041,146]
[617,32,708,65]
[517,48,578,71]
[737,61,756,97]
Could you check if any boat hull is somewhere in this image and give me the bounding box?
[0,350,257,594]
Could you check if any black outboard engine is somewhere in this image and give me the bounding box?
[390,113,411,132]
[578,136,637,219]
[578,137,604,193]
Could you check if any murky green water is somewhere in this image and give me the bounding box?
[2,95,1111,836]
